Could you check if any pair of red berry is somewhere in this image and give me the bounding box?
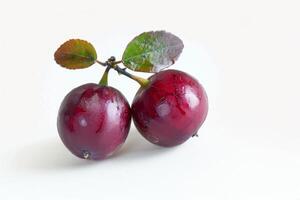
[55,31,208,160]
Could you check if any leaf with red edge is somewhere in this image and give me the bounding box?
[54,39,97,69]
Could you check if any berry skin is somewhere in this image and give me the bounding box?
[132,70,208,147]
[57,83,131,160]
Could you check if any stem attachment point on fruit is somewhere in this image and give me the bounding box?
[132,75,150,87]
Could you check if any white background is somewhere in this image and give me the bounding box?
[0,0,299,199]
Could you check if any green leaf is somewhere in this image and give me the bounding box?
[122,31,184,73]
[54,39,97,69]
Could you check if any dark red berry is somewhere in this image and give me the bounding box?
[132,70,208,147]
[57,83,131,160]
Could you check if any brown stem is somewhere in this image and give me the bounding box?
[96,60,107,66]
[96,59,149,87]
[113,60,122,65]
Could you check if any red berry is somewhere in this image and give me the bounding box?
[132,70,208,147]
[57,83,131,160]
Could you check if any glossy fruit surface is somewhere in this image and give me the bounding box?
[132,70,208,147]
[57,83,131,160]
